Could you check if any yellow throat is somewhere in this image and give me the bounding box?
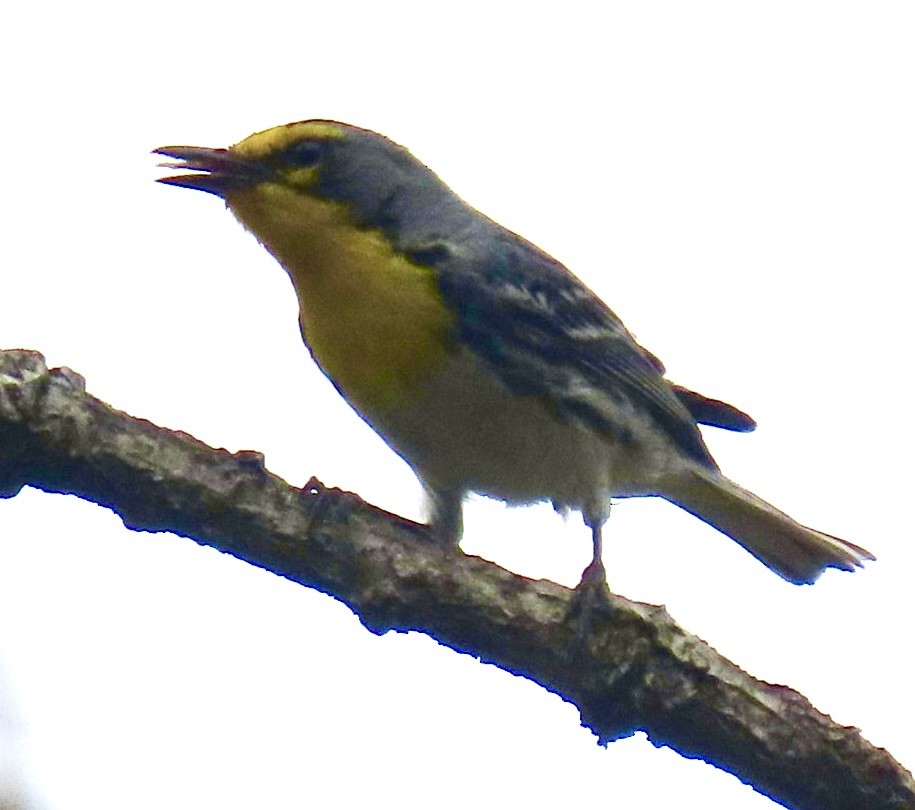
[226,182,455,414]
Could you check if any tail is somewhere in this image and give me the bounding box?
[663,467,874,584]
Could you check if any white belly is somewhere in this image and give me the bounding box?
[366,348,691,514]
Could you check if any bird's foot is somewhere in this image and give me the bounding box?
[578,557,611,596]
[567,559,612,653]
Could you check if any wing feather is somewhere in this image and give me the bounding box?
[427,228,718,468]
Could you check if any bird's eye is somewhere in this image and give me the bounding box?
[285,140,326,167]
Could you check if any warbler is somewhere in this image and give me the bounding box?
[155,119,873,590]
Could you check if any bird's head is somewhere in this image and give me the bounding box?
[155,120,453,242]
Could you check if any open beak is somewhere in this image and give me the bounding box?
[154,146,267,197]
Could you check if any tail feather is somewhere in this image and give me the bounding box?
[664,467,874,584]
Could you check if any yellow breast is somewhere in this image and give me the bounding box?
[226,184,455,414]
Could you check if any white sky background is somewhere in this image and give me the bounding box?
[1,2,912,808]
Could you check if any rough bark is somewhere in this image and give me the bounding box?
[1,348,911,809]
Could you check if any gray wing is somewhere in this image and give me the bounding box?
[411,228,719,469]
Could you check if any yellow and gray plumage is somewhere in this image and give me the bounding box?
[156,120,873,587]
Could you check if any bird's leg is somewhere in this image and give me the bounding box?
[422,484,464,550]
[568,509,612,649]
[579,521,610,593]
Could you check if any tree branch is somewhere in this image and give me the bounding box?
[1,348,911,809]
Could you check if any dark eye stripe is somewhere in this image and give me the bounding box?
[284,140,326,167]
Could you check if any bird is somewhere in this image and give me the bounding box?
[155,119,874,593]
